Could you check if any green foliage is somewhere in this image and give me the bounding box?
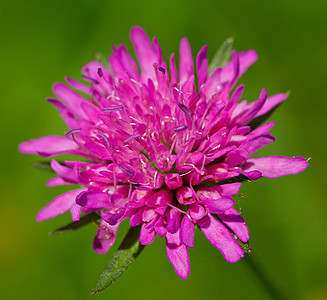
[91,226,144,294]
[51,212,100,235]
[208,37,234,73]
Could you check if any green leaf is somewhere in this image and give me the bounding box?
[238,240,252,254]
[208,37,234,73]
[91,226,144,294]
[246,103,283,130]
[94,52,110,70]
[50,212,100,235]
[199,174,251,187]
[31,161,55,174]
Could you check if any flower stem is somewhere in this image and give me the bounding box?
[243,254,289,300]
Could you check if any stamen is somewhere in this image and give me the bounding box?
[103,105,124,112]
[174,125,188,132]
[124,134,141,143]
[118,164,135,177]
[97,68,103,77]
[158,67,165,75]
[82,75,99,84]
[178,102,192,117]
[97,131,110,148]
[65,128,82,137]
[166,203,187,215]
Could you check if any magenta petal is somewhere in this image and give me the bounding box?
[53,83,88,119]
[166,229,190,279]
[65,76,92,94]
[36,188,85,221]
[196,45,208,87]
[179,38,194,83]
[76,191,110,211]
[243,156,309,178]
[218,208,249,242]
[19,136,86,157]
[204,196,235,214]
[50,159,77,183]
[239,133,275,157]
[181,216,195,248]
[93,220,119,254]
[130,27,158,81]
[46,177,70,187]
[101,210,125,226]
[219,183,241,196]
[70,203,82,221]
[47,98,80,129]
[198,214,244,262]
[255,93,288,118]
[139,223,156,245]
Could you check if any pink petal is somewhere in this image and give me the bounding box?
[179,38,194,83]
[76,191,111,211]
[65,76,92,94]
[50,159,77,183]
[203,196,235,214]
[254,93,288,118]
[204,66,222,98]
[219,183,242,196]
[110,44,139,80]
[181,216,195,248]
[236,88,267,125]
[93,220,119,254]
[139,223,156,245]
[154,216,167,237]
[243,156,309,178]
[53,83,88,119]
[130,27,158,81]
[221,50,258,84]
[218,208,249,242]
[165,229,190,279]
[169,53,178,85]
[198,214,244,262]
[239,133,275,157]
[70,203,82,221]
[196,45,208,87]
[46,177,70,187]
[47,98,80,129]
[19,136,87,157]
[36,188,85,221]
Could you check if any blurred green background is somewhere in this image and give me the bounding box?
[1,0,326,299]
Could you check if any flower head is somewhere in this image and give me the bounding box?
[19,27,308,279]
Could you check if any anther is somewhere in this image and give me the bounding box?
[82,75,99,84]
[97,131,110,148]
[103,105,124,112]
[65,128,82,137]
[97,68,103,77]
[118,164,135,177]
[158,67,166,75]
[178,102,192,117]
[174,125,188,132]
[124,134,141,143]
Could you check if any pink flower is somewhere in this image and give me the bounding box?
[19,27,308,279]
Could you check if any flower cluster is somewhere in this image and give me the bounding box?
[19,27,308,279]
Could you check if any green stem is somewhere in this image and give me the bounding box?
[243,254,289,300]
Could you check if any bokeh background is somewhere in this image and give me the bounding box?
[1,0,326,299]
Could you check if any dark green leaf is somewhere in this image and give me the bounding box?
[246,103,283,130]
[238,240,252,254]
[91,226,144,294]
[199,174,251,187]
[50,212,100,235]
[31,161,55,174]
[208,37,234,73]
